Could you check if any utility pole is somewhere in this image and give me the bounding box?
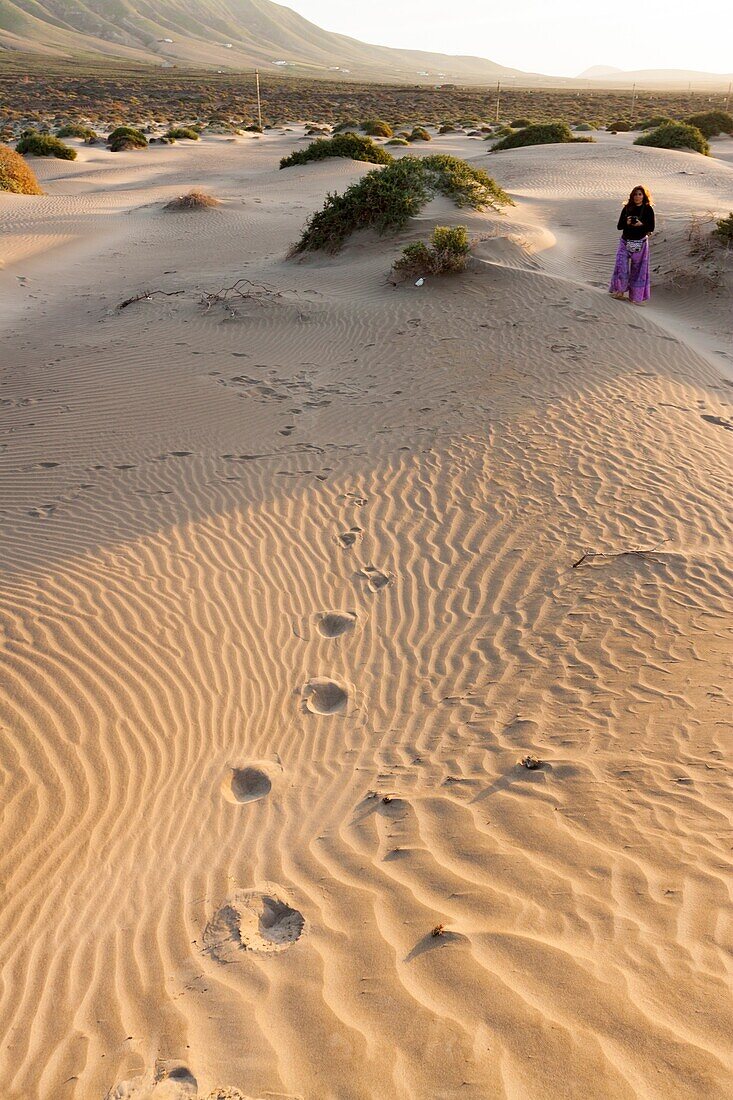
[255,69,263,130]
[726,82,732,112]
[630,82,637,127]
[494,81,501,124]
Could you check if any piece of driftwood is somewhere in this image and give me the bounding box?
[117,289,184,310]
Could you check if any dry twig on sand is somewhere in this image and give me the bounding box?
[199,279,283,315]
[117,289,184,310]
[572,538,670,569]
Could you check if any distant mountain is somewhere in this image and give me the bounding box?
[578,64,733,86]
[578,66,624,79]
[0,0,533,83]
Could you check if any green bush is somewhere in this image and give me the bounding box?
[280,133,393,169]
[510,118,532,128]
[57,123,97,140]
[608,120,631,132]
[107,125,148,151]
[408,126,432,142]
[713,212,733,244]
[684,111,733,138]
[166,127,200,140]
[333,119,360,133]
[491,122,592,151]
[394,224,471,277]
[634,122,709,155]
[386,138,409,146]
[362,119,393,138]
[574,122,596,131]
[16,132,77,160]
[292,154,512,254]
[0,143,44,193]
[490,126,514,139]
[638,116,674,131]
[438,124,456,134]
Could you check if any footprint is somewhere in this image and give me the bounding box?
[301,677,348,714]
[221,765,272,804]
[109,1060,197,1099]
[701,414,733,431]
[336,526,362,549]
[316,611,357,638]
[357,564,393,592]
[204,889,304,959]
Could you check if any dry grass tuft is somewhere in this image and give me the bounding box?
[164,189,221,211]
[0,143,44,194]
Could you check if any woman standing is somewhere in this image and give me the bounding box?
[609,185,655,304]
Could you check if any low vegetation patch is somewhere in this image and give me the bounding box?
[408,126,431,142]
[491,121,592,151]
[393,224,470,277]
[107,125,148,151]
[332,119,360,133]
[166,127,200,140]
[164,189,220,210]
[361,118,393,137]
[386,138,409,146]
[0,143,44,193]
[634,122,709,155]
[684,111,733,138]
[16,132,77,159]
[292,154,511,254]
[438,123,456,134]
[280,133,393,168]
[510,117,532,128]
[713,212,733,245]
[57,123,97,141]
[608,120,631,132]
[638,115,674,130]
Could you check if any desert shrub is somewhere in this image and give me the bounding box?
[638,115,674,130]
[438,124,456,134]
[107,125,148,151]
[608,120,631,132]
[333,119,360,133]
[408,126,431,142]
[164,189,220,210]
[684,111,733,138]
[510,118,532,128]
[0,143,44,194]
[166,127,200,140]
[292,155,511,254]
[386,138,409,146]
[280,133,393,168]
[362,118,393,137]
[713,212,733,245]
[491,122,592,151]
[16,132,76,160]
[393,224,471,277]
[57,123,97,140]
[574,122,595,131]
[244,124,263,133]
[421,153,512,209]
[634,122,709,155]
[490,126,514,139]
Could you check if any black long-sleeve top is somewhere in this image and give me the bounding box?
[617,203,655,240]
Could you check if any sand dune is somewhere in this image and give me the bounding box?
[1,129,732,1100]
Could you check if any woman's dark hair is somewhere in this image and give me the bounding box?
[626,184,652,207]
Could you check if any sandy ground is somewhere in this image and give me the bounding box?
[1,127,732,1100]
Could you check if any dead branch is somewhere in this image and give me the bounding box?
[199,278,282,313]
[117,289,184,310]
[572,538,670,569]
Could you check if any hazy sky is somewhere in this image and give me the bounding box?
[283,0,732,77]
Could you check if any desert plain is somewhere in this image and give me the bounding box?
[1,123,732,1100]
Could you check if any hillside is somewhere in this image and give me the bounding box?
[0,0,530,82]
[578,64,733,86]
